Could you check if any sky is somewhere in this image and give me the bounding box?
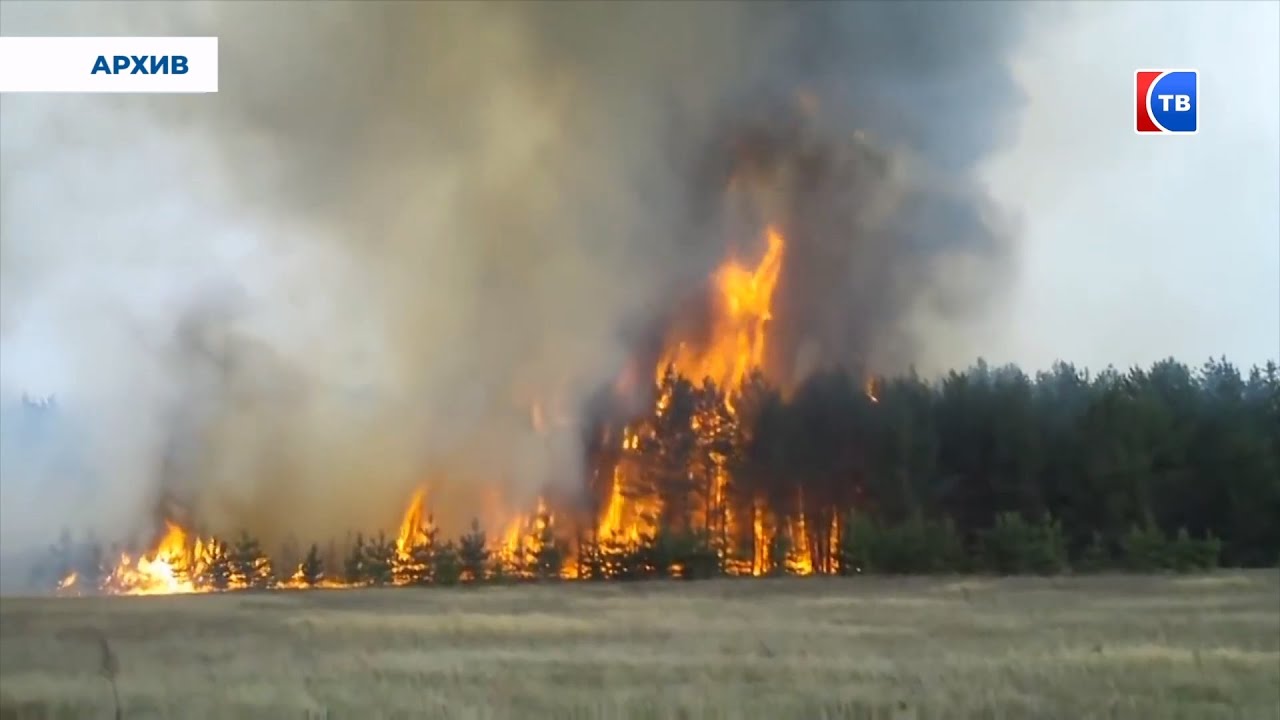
[976,1,1279,372]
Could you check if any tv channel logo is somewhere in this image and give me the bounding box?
[1135,70,1197,134]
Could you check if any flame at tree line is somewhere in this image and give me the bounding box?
[55,225,877,596]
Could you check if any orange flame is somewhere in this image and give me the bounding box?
[752,500,768,576]
[597,441,661,546]
[396,488,430,557]
[828,511,841,575]
[788,510,813,576]
[657,226,785,404]
[62,222,846,594]
[106,521,200,595]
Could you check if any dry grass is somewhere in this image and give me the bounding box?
[1,573,1277,719]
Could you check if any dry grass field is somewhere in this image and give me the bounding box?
[1,573,1277,720]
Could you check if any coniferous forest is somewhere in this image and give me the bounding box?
[576,356,1279,577]
[26,357,1280,593]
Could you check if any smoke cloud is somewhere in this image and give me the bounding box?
[0,2,1028,566]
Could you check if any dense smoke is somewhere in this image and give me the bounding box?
[0,2,1027,567]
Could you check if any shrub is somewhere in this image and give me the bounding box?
[593,532,662,581]
[839,512,965,575]
[1197,531,1223,571]
[672,529,721,580]
[977,513,1067,575]
[838,513,876,575]
[1170,527,1222,572]
[487,557,512,584]
[650,525,685,578]
[457,519,490,582]
[1121,522,1172,572]
[919,517,967,572]
[1075,531,1112,573]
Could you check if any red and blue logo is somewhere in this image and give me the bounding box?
[1136,70,1198,134]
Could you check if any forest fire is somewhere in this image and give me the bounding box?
[53,223,858,595]
[15,6,1267,612]
[595,224,792,576]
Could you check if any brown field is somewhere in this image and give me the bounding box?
[1,573,1277,720]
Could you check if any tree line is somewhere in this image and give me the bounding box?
[35,356,1280,591]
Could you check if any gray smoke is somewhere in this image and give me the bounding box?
[0,2,1027,565]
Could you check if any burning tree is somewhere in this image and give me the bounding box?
[294,544,325,587]
[197,538,232,591]
[532,507,568,581]
[404,535,438,585]
[230,532,275,590]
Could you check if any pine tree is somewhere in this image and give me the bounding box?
[533,510,566,580]
[230,532,274,589]
[692,381,736,542]
[397,521,438,585]
[500,533,530,580]
[362,532,396,586]
[643,368,700,532]
[168,536,197,589]
[197,538,232,591]
[393,511,438,585]
[433,540,463,586]
[408,541,436,585]
[298,543,324,587]
[344,533,368,585]
[457,519,490,583]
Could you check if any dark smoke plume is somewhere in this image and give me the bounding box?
[0,2,1027,564]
